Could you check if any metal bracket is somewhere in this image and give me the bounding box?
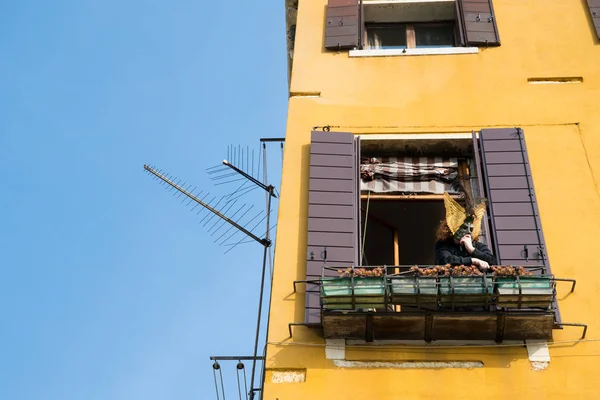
[554,278,577,292]
[424,314,433,342]
[365,315,374,342]
[293,279,320,293]
[559,322,588,339]
[288,322,320,338]
[496,313,506,343]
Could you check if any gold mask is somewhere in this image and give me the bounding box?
[443,192,486,240]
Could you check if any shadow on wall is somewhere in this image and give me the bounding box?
[289,144,312,325]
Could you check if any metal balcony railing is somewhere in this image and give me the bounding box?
[291,265,585,342]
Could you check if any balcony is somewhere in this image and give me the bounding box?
[311,266,579,342]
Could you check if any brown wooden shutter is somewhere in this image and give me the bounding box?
[474,128,561,323]
[457,0,501,46]
[325,0,360,50]
[586,0,600,39]
[305,131,360,324]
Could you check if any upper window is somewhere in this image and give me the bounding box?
[415,24,455,48]
[363,0,457,50]
[366,22,455,50]
[323,0,501,52]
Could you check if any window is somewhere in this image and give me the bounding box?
[359,139,478,266]
[415,24,455,48]
[304,129,566,341]
[365,22,455,50]
[365,24,407,50]
[323,0,501,52]
[362,0,458,50]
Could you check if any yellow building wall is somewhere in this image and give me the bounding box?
[265,1,600,398]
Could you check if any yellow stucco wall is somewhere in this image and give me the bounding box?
[265,1,600,398]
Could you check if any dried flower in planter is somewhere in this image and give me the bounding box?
[410,265,451,276]
[437,265,452,276]
[492,266,534,277]
[451,265,483,276]
[516,266,534,276]
[337,267,384,278]
[408,264,532,277]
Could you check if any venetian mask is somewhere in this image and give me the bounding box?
[453,218,475,241]
[443,192,486,240]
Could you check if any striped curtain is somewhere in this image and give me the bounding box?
[360,157,458,194]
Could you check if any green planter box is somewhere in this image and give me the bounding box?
[321,277,386,310]
[439,276,493,307]
[390,276,437,306]
[495,276,553,308]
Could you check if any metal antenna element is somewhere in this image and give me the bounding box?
[144,165,271,248]
[206,145,277,201]
[222,160,277,198]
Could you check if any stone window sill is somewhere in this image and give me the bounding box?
[349,47,479,57]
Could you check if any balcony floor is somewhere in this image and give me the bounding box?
[322,310,554,342]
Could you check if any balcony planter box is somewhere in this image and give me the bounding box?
[439,276,493,307]
[390,276,437,306]
[495,276,553,308]
[321,277,386,310]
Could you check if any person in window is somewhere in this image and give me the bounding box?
[434,192,497,270]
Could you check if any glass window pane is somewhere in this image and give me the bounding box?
[367,25,406,49]
[415,25,454,48]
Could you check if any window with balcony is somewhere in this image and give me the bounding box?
[296,128,585,343]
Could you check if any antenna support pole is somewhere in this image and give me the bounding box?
[249,185,274,400]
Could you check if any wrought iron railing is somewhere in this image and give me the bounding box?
[289,265,585,341]
[318,265,573,312]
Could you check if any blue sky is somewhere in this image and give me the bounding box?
[0,1,287,399]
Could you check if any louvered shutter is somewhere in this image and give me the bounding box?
[457,0,501,46]
[325,0,360,50]
[474,128,561,324]
[586,0,600,39]
[305,131,360,324]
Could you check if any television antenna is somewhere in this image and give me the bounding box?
[144,139,284,400]
[143,145,277,253]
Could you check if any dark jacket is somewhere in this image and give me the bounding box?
[434,239,497,266]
